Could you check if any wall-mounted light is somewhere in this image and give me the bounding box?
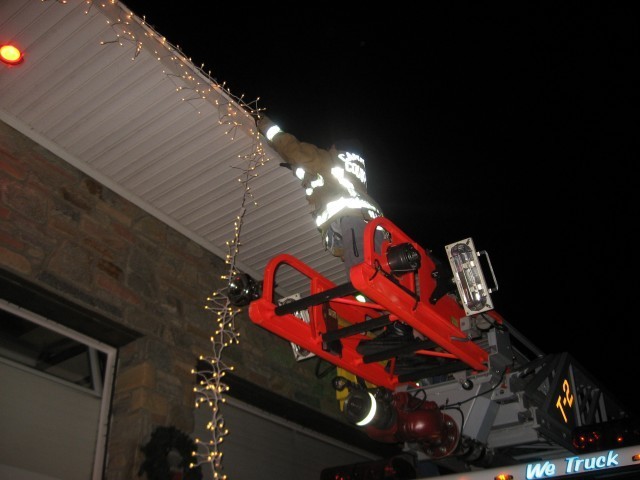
[1,44,24,65]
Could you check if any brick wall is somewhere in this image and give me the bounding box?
[0,120,341,479]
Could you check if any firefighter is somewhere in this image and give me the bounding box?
[256,115,383,279]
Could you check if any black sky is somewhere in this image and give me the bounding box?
[121,2,637,414]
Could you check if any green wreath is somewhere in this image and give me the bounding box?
[138,426,202,480]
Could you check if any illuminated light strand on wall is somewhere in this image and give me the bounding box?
[191,136,269,479]
[99,14,144,59]
[41,0,96,17]
[47,2,273,478]
[93,1,260,119]
[100,3,268,480]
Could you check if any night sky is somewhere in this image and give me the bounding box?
[121,2,636,415]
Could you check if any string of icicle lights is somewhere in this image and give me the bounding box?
[58,0,263,121]
[46,1,272,478]
[191,135,269,479]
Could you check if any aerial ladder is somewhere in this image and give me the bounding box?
[239,217,635,474]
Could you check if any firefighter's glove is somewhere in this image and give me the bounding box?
[256,115,282,141]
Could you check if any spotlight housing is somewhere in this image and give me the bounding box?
[445,238,497,315]
[228,273,262,307]
[342,389,395,430]
[386,242,421,274]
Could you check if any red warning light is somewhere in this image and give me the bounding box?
[1,44,24,65]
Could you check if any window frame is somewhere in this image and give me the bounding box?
[0,298,118,479]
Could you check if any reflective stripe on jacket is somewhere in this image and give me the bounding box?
[268,130,382,236]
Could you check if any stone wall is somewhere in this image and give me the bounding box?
[0,120,341,479]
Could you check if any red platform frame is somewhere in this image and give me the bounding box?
[248,217,496,391]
